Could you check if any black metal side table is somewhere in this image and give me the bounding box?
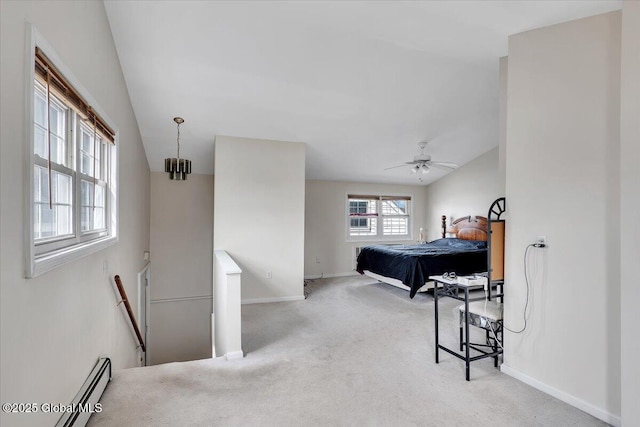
[431,275,503,381]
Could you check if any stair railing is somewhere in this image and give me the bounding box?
[114,275,146,352]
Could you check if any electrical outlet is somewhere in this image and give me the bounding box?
[316,256,320,264]
[102,260,109,275]
[266,271,272,279]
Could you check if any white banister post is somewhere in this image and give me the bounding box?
[213,250,243,360]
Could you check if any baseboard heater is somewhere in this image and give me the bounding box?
[55,357,111,427]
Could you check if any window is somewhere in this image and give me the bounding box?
[347,195,411,240]
[79,123,108,233]
[27,38,117,277]
[349,198,377,236]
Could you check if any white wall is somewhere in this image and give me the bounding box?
[498,57,508,187]
[424,148,503,242]
[619,2,640,425]
[214,136,305,302]
[149,173,213,364]
[504,11,621,424]
[0,2,150,426]
[305,180,428,277]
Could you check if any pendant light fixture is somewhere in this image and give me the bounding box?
[164,117,191,180]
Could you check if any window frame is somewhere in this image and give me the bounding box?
[77,121,109,238]
[345,194,413,242]
[348,197,378,237]
[25,25,119,278]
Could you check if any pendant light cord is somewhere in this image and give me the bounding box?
[176,121,181,161]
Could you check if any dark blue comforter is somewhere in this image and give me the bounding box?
[356,239,487,298]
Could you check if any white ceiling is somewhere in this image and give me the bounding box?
[104,0,620,185]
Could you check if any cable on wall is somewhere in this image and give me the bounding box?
[504,243,536,334]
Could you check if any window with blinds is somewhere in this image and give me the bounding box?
[347,195,411,240]
[348,197,378,236]
[27,38,118,277]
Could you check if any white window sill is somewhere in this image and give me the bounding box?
[27,235,117,278]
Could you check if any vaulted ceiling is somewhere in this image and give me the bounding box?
[105,0,620,185]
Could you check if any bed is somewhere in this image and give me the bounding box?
[356,215,489,298]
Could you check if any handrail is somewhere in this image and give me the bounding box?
[114,275,146,352]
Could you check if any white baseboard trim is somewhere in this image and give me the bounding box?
[225,351,243,360]
[241,295,305,305]
[501,364,621,427]
[304,271,359,280]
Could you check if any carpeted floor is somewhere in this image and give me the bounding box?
[89,276,606,426]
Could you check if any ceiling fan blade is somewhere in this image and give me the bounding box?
[429,162,458,171]
[432,161,458,168]
[384,164,410,170]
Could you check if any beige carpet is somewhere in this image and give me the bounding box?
[89,276,606,426]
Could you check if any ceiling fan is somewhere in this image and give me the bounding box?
[385,141,458,176]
